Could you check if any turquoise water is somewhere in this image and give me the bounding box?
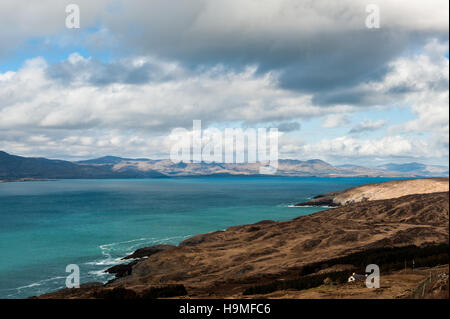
[0,176,399,298]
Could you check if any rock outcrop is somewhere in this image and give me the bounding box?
[295,178,449,207]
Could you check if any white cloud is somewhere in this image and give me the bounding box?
[297,135,446,162]
[322,114,351,128]
[0,54,341,159]
[0,55,357,134]
[381,39,449,157]
[1,40,448,165]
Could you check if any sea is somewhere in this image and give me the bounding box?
[0,176,400,298]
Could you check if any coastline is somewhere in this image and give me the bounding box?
[0,178,51,183]
[0,175,447,186]
[35,177,449,299]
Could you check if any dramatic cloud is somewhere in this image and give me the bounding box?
[96,1,448,97]
[0,54,348,133]
[0,1,448,165]
[1,1,448,97]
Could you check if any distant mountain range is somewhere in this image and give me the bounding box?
[0,151,165,181]
[0,150,448,181]
[376,162,449,176]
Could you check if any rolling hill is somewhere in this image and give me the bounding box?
[0,151,165,180]
[0,150,448,181]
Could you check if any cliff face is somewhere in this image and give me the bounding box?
[39,189,449,299]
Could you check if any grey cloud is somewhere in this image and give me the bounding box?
[349,120,386,134]
[264,31,406,93]
[312,85,390,106]
[1,1,448,107]
[98,1,448,106]
[276,122,301,132]
[46,58,180,86]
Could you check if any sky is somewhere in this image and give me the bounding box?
[0,0,448,166]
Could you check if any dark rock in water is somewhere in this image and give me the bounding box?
[106,244,175,279]
[105,261,139,278]
[122,244,175,260]
[295,190,344,207]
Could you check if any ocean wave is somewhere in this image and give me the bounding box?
[86,234,192,279]
[87,269,112,277]
[6,234,195,298]
[2,275,66,298]
[86,237,159,267]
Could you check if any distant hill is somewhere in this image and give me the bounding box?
[77,156,152,165]
[0,150,448,181]
[78,157,382,177]
[0,151,165,180]
[377,162,449,176]
[77,156,133,165]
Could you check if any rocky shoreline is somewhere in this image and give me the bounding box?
[105,244,175,279]
[37,178,449,299]
[294,190,344,207]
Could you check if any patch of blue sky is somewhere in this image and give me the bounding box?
[290,118,348,143]
[346,105,409,127]
[0,26,114,73]
[286,105,419,143]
